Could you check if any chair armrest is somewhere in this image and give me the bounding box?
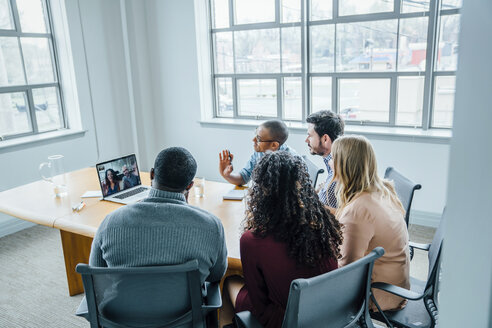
[234,311,263,328]
[409,241,431,251]
[202,281,222,311]
[371,282,424,301]
[75,296,89,319]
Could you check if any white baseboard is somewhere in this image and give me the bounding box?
[409,210,441,228]
[0,217,36,238]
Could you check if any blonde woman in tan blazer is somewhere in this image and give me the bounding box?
[331,135,410,311]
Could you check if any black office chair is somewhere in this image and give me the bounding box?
[234,247,385,328]
[302,155,325,188]
[384,167,422,227]
[75,260,221,328]
[370,209,446,328]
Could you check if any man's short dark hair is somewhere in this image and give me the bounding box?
[306,110,344,142]
[261,120,289,145]
[153,147,197,190]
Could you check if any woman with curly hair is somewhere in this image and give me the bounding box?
[332,135,410,311]
[223,151,343,328]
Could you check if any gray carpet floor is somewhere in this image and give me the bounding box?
[0,224,435,328]
[0,225,86,328]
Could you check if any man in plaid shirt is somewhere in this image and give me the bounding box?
[305,110,345,211]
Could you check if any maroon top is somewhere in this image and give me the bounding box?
[235,231,338,328]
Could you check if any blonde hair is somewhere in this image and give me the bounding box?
[332,135,404,215]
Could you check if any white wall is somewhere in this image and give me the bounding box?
[76,0,135,159]
[439,0,492,326]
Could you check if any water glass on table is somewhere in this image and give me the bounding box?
[194,177,205,197]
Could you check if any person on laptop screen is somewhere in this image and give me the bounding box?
[89,147,228,285]
[104,169,120,196]
[219,120,298,186]
[122,164,140,189]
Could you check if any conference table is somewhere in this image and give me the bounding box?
[0,168,245,296]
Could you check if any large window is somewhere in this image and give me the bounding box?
[0,0,65,140]
[209,0,461,129]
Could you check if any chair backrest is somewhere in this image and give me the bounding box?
[76,260,205,328]
[302,155,325,188]
[425,209,446,296]
[282,247,384,328]
[384,167,422,226]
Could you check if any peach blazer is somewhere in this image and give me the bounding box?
[338,192,410,311]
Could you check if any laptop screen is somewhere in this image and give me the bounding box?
[96,154,142,197]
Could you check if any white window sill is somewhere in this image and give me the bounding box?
[199,118,452,143]
[0,129,87,151]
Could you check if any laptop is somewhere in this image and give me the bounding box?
[96,154,150,205]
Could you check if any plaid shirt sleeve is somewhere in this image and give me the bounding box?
[318,154,338,208]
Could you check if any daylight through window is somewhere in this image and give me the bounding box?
[0,0,65,140]
[209,0,461,129]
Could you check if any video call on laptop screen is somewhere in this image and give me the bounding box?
[96,154,142,197]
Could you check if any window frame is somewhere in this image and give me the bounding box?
[208,0,460,130]
[0,0,66,141]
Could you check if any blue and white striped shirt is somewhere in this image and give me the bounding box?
[318,154,338,208]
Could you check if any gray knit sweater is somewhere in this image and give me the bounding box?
[89,188,228,283]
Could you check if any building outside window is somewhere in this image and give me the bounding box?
[209,0,461,129]
[0,0,65,141]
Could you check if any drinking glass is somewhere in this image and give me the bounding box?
[194,177,205,197]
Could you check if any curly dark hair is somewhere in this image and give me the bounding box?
[244,151,343,267]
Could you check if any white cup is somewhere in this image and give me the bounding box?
[194,177,205,197]
[39,155,68,198]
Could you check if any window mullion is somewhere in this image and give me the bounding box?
[277,77,282,119]
[277,0,282,120]
[212,78,218,118]
[333,23,337,74]
[45,0,65,128]
[26,89,39,133]
[332,76,337,114]
[231,32,237,118]
[389,74,397,125]
[395,18,401,71]
[279,25,283,74]
[54,87,66,129]
[228,0,234,27]
[333,0,339,19]
[301,0,307,120]
[16,37,29,86]
[208,2,218,118]
[232,77,239,118]
[275,0,280,24]
[229,0,237,118]
[333,0,338,113]
[9,0,22,32]
[394,0,401,15]
[421,0,442,130]
[11,0,29,86]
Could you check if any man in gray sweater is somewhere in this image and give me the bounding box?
[89,147,228,284]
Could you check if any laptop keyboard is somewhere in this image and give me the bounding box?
[113,187,148,199]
